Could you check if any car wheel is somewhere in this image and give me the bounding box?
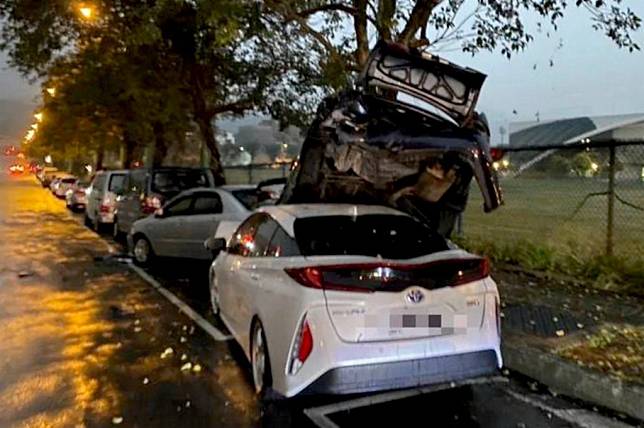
[209,271,220,316]
[112,219,123,242]
[133,235,153,266]
[251,320,273,398]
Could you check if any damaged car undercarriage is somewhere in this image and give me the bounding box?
[279,41,503,238]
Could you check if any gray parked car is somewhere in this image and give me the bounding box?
[128,186,266,265]
[113,167,215,240]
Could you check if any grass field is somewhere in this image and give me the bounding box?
[463,177,644,260]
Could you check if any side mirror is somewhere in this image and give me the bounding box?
[204,237,227,254]
[154,208,165,218]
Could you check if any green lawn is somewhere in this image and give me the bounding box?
[463,177,644,259]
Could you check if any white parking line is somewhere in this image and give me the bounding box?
[128,262,232,342]
[504,389,635,428]
[304,376,508,428]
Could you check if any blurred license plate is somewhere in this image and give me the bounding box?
[389,314,442,328]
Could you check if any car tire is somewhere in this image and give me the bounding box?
[84,213,92,228]
[251,320,273,400]
[132,235,154,266]
[112,218,124,242]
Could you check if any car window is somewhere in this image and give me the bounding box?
[192,193,222,215]
[165,197,193,217]
[293,214,448,259]
[227,214,264,257]
[127,170,146,194]
[92,174,106,191]
[109,174,126,193]
[62,177,76,184]
[151,170,210,197]
[266,226,300,257]
[250,217,278,257]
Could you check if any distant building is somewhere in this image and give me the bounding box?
[508,114,644,180]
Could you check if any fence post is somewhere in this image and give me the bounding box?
[606,144,616,257]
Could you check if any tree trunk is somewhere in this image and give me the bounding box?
[353,0,369,68]
[190,65,226,185]
[152,122,168,167]
[95,141,105,171]
[122,131,136,169]
[195,113,226,185]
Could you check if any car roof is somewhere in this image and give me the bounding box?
[260,204,410,237]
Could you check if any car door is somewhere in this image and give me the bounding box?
[182,192,226,260]
[119,170,144,231]
[88,173,106,221]
[151,195,195,257]
[218,214,265,337]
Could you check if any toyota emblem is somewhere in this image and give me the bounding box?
[406,288,425,304]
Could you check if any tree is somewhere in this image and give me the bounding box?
[265,0,641,88]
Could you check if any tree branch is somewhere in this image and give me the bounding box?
[398,0,442,44]
[353,0,369,67]
[296,3,357,17]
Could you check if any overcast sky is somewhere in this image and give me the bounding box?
[1,3,643,144]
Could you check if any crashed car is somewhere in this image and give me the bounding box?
[279,41,502,237]
[208,42,505,399]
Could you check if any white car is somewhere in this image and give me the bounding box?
[51,175,77,198]
[84,170,128,232]
[129,185,275,264]
[208,204,502,399]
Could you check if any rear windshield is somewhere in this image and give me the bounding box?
[151,170,210,196]
[293,214,448,259]
[61,178,76,184]
[230,188,276,210]
[108,174,126,192]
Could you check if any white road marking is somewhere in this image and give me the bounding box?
[504,389,635,428]
[304,376,508,428]
[83,222,232,343]
[128,262,232,342]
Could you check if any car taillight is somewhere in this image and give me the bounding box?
[289,317,313,375]
[99,203,112,213]
[75,189,86,196]
[285,258,489,293]
[142,195,162,214]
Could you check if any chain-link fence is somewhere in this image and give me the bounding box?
[223,142,644,262]
[462,141,644,261]
[223,162,291,185]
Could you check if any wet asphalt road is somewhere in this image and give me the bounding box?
[0,166,636,428]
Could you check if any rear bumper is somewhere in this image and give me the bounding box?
[300,349,498,395]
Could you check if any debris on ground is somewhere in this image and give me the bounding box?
[160,347,174,359]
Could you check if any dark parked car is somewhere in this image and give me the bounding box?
[113,167,215,239]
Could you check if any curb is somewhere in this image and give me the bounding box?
[502,341,644,422]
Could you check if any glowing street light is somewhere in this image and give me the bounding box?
[34,112,43,122]
[46,87,56,96]
[591,162,599,172]
[25,129,35,141]
[31,123,39,130]
[45,155,53,164]
[79,6,94,19]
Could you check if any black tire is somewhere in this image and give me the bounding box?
[132,235,154,266]
[251,320,274,400]
[112,218,124,242]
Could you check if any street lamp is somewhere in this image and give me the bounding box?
[46,87,56,96]
[79,6,94,19]
[34,112,43,122]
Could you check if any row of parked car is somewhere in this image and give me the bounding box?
[34,42,506,402]
[37,166,282,264]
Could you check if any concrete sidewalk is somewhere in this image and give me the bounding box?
[496,265,644,421]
